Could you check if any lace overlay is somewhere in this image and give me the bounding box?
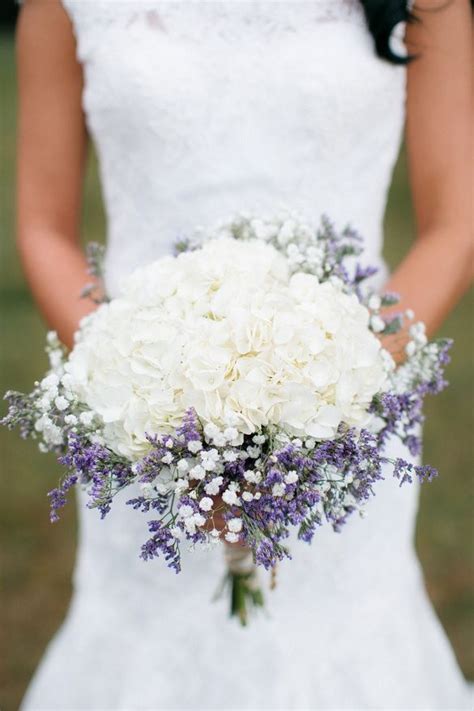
[67,0,365,62]
[21,2,472,709]
[59,0,410,298]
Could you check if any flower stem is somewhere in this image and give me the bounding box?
[229,571,265,626]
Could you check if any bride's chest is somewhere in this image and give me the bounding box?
[71,1,406,142]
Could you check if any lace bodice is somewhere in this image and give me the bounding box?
[63,0,407,296]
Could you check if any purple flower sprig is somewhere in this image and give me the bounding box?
[391,458,438,487]
[372,338,453,456]
[51,430,134,522]
[5,358,452,577]
[115,416,397,574]
[1,390,39,441]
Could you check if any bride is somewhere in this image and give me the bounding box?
[16,0,472,709]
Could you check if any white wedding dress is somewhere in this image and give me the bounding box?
[22,1,472,709]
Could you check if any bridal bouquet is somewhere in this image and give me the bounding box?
[2,213,451,624]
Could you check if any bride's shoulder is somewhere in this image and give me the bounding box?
[17,0,81,50]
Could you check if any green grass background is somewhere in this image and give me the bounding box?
[1,30,473,711]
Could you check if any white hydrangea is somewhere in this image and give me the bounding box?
[65,238,389,460]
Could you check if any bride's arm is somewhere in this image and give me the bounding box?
[383,0,472,340]
[16,0,95,350]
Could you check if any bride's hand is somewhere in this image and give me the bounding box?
[375,303,416,365]
[378,328,409,365]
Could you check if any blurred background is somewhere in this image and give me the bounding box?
[1,6,473,711]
